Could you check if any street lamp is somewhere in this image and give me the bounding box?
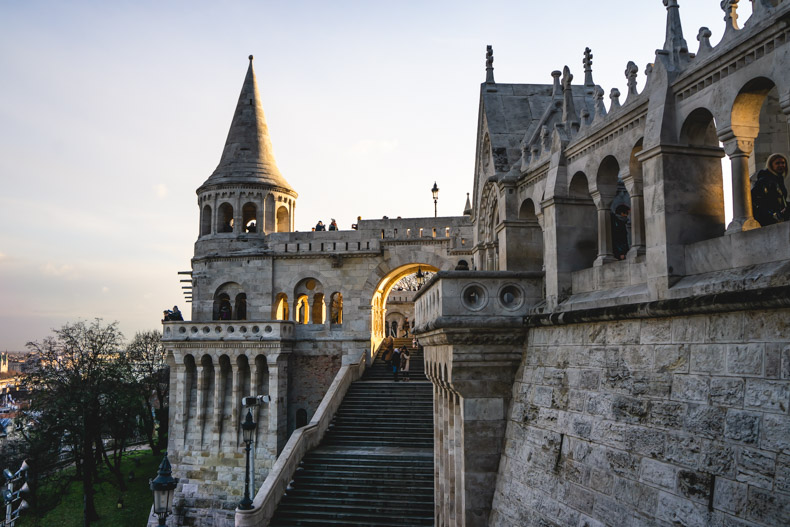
[415,267,425,289]
[431,182,440,217]
[150,454,179,526]
[239,408,257,510]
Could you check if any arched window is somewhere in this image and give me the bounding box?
[235,293,247,320]
[276,206,290,232]
[242,202,257,233]
[295,295,309,324]
[213,293,232,320]
[273,293,289,320]
[518,199,543,272]
[330,292,343,325]
[200,204,212,236]
[312,293,325,324]
[217,203,234,233]
[295,409,308,428]
[567,171,598,270]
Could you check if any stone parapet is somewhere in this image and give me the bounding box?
[163,321,294,342]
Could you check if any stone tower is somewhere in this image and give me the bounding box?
[196,55,297,245]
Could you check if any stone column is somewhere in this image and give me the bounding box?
[212,361,224,449]
[195,362,206,447]
[233,193,243,234]
[593,199,615,265]
[266,353,289,456]
[721,132,760,233]
[171,357,186,447]
[231,358,243,448]
[420,327,523,527]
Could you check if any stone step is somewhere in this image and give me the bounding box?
[273,506,432,525]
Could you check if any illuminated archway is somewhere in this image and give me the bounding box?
[369,262,439,347]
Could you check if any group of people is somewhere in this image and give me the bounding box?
[752,153,789,226]
[162,305,183,321]
[380,336,412,382]
[314,219,338,231]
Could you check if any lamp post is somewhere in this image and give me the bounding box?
[239,408,257,510]
[431,182,440,218]
[150,454,179,526]
[415,267,425,289]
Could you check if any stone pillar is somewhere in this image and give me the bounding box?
[721,132,760,233]
[593,199,615,265]
[420,327,522,527]
[231,358,243,448]
[171,357,186,447]
[233,193,243,234]
[196,363,206,447]
[266,353,289,456]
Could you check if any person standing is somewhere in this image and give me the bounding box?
[329,219,338,231]
[400,347,410,382]
[752,153,789,226]
[391,347,401,382]
[611,204,630,260]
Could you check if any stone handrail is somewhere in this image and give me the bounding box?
[235,356,367,527]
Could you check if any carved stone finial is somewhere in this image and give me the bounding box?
[485,45,495,84]
[540,125,550,150]
[551,70,562,99]
[610,88,621,110]
[721,0,740,32]
[579,108,591,131]
[594,86,607,120]
[662,0,689,67]
[696,26,714,57]
[583,47,595,87]
[561,66,578,126]
[625,61,639,98]
[561,66,573,91]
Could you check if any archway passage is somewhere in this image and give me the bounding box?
[370,263,439,352]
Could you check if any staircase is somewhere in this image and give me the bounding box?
[269,348,434,526]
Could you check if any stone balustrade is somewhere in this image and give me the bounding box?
[162,320,295,341]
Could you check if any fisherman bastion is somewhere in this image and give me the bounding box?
[159,2,790,526]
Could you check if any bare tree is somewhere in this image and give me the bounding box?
[126,330,169,455]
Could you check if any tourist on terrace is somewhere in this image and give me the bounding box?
[315,220,326,231]
[328,219,338,231]
[751,153,789,226]
[611,204,630,260]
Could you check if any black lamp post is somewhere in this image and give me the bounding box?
[431,182,440,217]
[415,267,425,289]
[150,454,179,526]
[239,408,257,510]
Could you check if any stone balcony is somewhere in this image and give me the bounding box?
[162,320,295,342]
[413,270,543,329]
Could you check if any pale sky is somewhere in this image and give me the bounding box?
[0,1,746,350]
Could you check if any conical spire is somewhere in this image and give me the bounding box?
[204,56,294,192]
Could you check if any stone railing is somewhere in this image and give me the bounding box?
[234,355,367,527]
[414,271,543,328]
[162,320,295,341]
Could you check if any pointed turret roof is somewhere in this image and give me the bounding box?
[201,56,295,193]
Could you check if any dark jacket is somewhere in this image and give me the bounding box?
[751,169,789,226]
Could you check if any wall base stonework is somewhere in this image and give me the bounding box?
[489,308,790,527]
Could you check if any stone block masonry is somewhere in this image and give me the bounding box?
[489,309,790,527]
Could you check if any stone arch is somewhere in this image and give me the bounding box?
[625,138,645,255]
[273,293,289,320]
[518,198,544,273]
[330,292,343,326]
[217,202,234,233]
[566,171,598,270]
[242,202,257,233]
[235,293,247,320]
[294,295,309,324]
[200,204,212,236]
[213,282,244,320]
[276,205,290,232]
[292,278,324,325]
[676,107,726,241]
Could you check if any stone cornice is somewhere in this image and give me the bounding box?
[197,182,298,197]
[636,143,725,163]
[526,284,790,327]
[166,341,292,349]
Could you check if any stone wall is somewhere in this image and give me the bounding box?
[489,309,790,527]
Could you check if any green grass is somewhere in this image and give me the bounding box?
[18,449,161,527]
